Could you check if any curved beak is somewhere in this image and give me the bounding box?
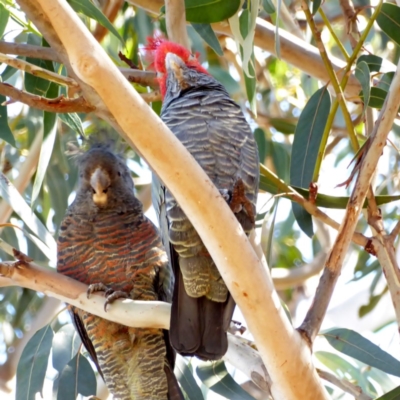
[165,52,189,90]
[90,167,110,206]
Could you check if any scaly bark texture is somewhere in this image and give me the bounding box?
[57,142,183,400]
[150,39,260,360]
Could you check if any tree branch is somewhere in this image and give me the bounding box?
[299,55,400,343]
[0,41,62,61]
[0,83,95,113]
[165,0,190,48]
[29,1,329,398]
[0,260,171,329]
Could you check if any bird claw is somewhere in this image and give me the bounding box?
[87,283,109,299]
[103,291,129,312]
[229,178,255,224]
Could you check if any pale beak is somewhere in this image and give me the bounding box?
[165,53,189,90]
[90,168,110,206]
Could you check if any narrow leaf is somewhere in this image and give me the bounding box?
[0,173,57,261]
[31,83,58,205]
[57,353,97,400]
[196,361,256,400]
[290,86,331,237]
[262,0,275,14]
[0,95,16,147]
[376,3,400,47]
[185,0,241,23]
[58,113,85,137]
[16,325,54,400]
[0,3,10,38]
[312,0,322,15]
[323,328,400,377]
[52,325,82,373]
[355,61,371,114]
[376,385,400,400]
[175,356,204,400]
[68,0,124,44]
[191,23,223,56]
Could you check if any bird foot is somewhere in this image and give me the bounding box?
[87,283,129,311]
[229,178,255,224]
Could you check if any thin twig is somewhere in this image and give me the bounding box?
[0,52,79,87]
[0,41,62,61]
[93,0,124,43]
[0,83,95,113]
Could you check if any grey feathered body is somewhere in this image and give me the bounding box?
[154,67,259,360]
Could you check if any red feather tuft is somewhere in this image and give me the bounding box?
[145,37,209,97]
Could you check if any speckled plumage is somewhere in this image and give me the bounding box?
[57,143,183,400]
[151,41,259,360]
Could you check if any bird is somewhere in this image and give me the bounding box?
[148,38,260,360]
[57,141,183,400]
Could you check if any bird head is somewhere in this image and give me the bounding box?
[74,143,137,212]
[145,38,209,99]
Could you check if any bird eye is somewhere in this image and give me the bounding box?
[117,171,121,177]
[103,188,108,194]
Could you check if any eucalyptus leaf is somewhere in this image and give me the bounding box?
[290,86,331,237]
[355,61,370,114]
[175,356,204,400]
[0,3,10,39]
[0,94,16,147]
[16,325,53,400]
[196,361,256,400]
[376,3,400,47]
[323,328,400,377]
[191,23,223,56]
[185,0,241,23]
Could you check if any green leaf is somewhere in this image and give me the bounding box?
[52,325,82,373]
[357,54,382,72]
[322,328,400,377]
[312,0,322,15]
[0,3,10,38]
[185,0,241,23]
[31,83,58,206]
[196,361,256,400]
[355,61,370,114]
[58,113,85,137]
[57,353,97,400]
[191,23,223,56]
[24,35,52,96]
[359,287,388,318]
[290,86,331,237]
[262,0,275,14]
[0,174,57,261]
[52,325,82,398]
[376,3,400,47]
[0,95,16,147]
[243,50,257,113]
[364,87,387,109]
[254,128,266,163]
[377,71,395,91]
[175,356,204,400]
[16,325,54,400]
[376,385,400,400]
[269,118,297,134]
[68,0,124,44]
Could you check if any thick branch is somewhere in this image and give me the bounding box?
[0,261,170,329]
[35,1,328,398]
[299,56,400,342]
[0,83,95,113]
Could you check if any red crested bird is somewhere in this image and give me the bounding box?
[57,142,184,400]
[148,39,260,360]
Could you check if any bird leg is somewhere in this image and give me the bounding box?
[87,283,129,311]
[228,178,255,224]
